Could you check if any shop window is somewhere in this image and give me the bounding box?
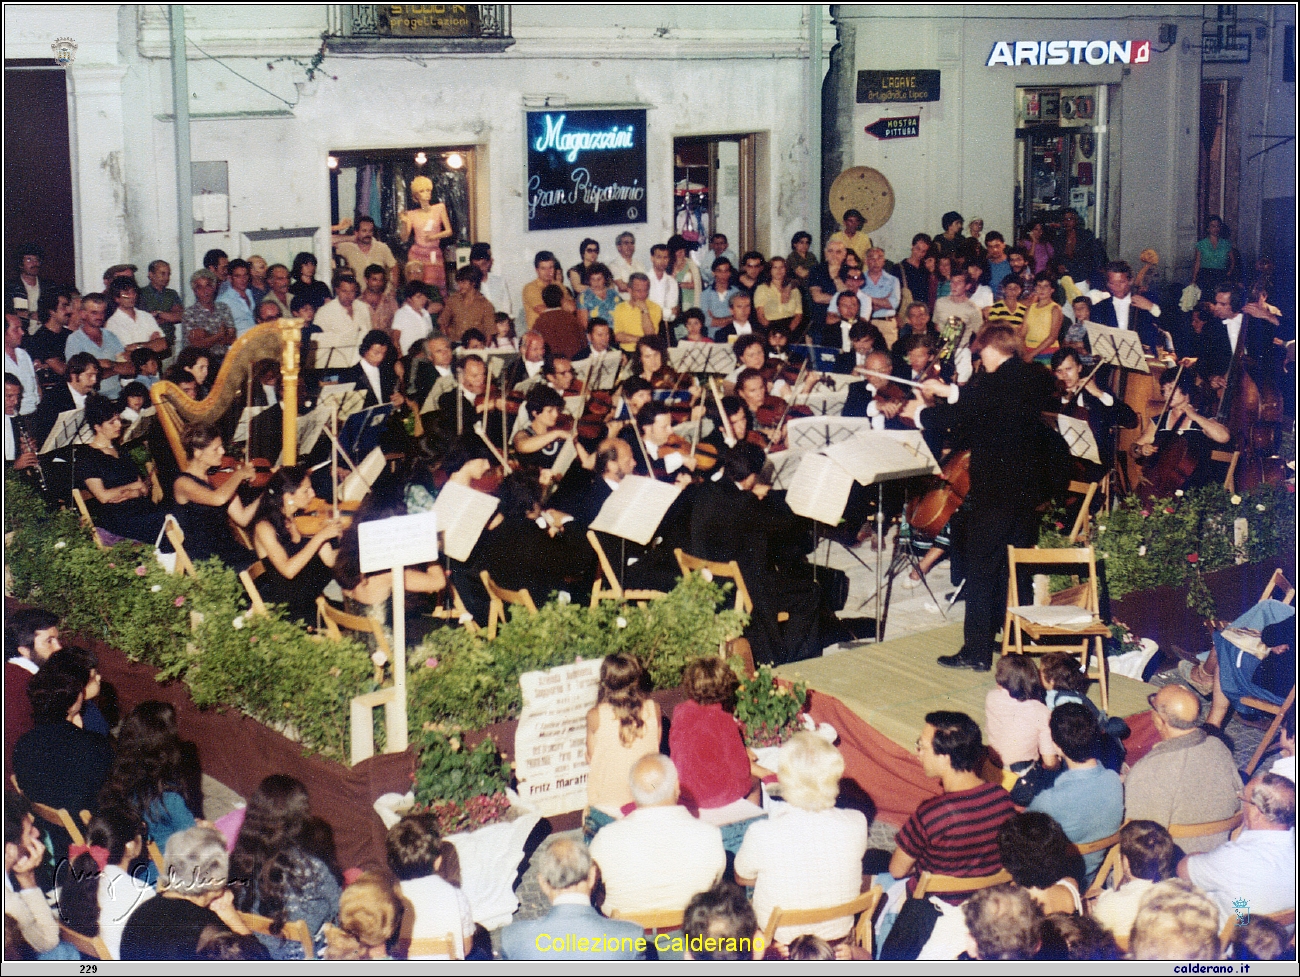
[1014,86,1107,245]
[673,135,758,255]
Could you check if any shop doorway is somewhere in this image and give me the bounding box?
[1197,80,1240,240]
[1014,86,1107,244]
[673,135,757,256]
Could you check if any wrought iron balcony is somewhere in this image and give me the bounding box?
[329,5,514,53]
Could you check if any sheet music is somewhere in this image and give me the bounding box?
[1085,324,1151,373]
[669,342,736,376]
[823,431,938,485]
[785,415,876,452]
[232,405,268,445]
[880,429,943,474]
[340,446,386,502]
[312,339,360,370]
[589,475,682,546]
[39,408,89,454]
[1053,413,1101,465]
[763,447,807,491]
[120,406,156,445]
[797,388,848,417]
[429,480,500,563]
[785,452,855,525]
[420,373,459,415]
[281,405,330,464]
[317,381,356,406]
[572,350,625,392]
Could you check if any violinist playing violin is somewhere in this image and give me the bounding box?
[435,353,506,452]
[735,367,792,450]
[1133,369,1230,492]
[623,401,695,485]
[1050,346,1138,482]
[513,385,593,475]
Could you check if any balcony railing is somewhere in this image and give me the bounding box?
[329,5,513,52]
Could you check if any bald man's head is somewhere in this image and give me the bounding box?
[629,753,679,808]
[1153,685,1201,735]
[864,351,894,375]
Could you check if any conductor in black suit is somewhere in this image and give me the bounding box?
[1089,261,1164,353]
[902,325,1059,671]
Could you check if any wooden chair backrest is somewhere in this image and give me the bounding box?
[1243,685,1297,778]
[71,487,111,552]
[1083,842,1123,899]
[913,869,1011,899]
[1065,478,1100,543]
[1006,546,1100,614]
[161,514,196,577]
[762,884,884,954]
[1260,568,1296,605]
[610,907,686,934]
[1168,811,1243,839]
[316,596,391,684]
[480,569,537,639]
[58,922,112,960]
[674,548,752,614]
[239,559,268,616]
[1208,449,1239,491]
[238,911,315,959]
[587,529,624,602]
[1073,830,1121,856]
[10,773,89,848]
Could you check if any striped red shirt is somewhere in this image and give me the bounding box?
[896,782,1015,898]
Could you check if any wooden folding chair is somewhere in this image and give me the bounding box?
[912,869,1011,899]
[1209,450,1240,492]
[588,530,667,608]
[1259,567,1296,605]
[316,595,390,684]
[1065,476,1103,544]
[1244,685,1296,777]
[229,521,255,552]
[240,560,268,616]
[1001,546,1113,712]
[58,922,112,960]
[480,570,536,640]
[1083,840,1123,899]
[145,460,165,504]
[762,884,884,957]
[71,488,115,551]
[429,583,480,633]
[674,549,789,622]
[610,907,685,936]
[161,513,196,577]
[11,775,89,847]
[238,912,316,959]
[1168,811,1243,842]
[402,935,461,959]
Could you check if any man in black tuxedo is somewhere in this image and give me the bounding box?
[1089,261,1163,352]
[903,325,1060,671]
[689,441,821,666]
[433,353,505,457]
[32,351,99,448]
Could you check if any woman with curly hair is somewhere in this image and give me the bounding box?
[230,775,342,959]
[322,872,401,960]
[97,701,200,880]
[583,654,662,842]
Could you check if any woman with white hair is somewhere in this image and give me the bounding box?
[119,825,252,960]
[733,732,868,945]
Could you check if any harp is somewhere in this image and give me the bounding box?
[150,319,304,469]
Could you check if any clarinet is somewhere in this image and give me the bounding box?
[16,416,47,492]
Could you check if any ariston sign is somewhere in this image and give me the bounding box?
[987,39,1151,67]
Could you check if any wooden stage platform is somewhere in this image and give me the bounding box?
[778,623,1155,753]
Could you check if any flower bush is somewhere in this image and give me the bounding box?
[1038,481,1295,619]
[732,665,808,748]
[410,727,513,833]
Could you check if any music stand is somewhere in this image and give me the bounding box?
[39,407,89,455]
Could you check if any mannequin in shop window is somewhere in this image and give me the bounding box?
[399,175,452,292]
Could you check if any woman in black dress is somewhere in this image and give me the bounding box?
[252,466,342,624]
[78,395,167,542]
[288,252,332,312]
[172,422,261,569]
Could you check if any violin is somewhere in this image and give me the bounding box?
[293,497,360,535]
[210,456,273,489]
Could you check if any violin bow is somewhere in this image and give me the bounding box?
[709,376,737,447]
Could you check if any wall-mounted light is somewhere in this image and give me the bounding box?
[446,152,464,170]
[327,155,338,169]
[415,151,428,166]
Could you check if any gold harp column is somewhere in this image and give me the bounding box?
[278,317,303,465]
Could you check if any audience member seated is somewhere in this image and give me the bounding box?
[668,657,768,853]
[1124,685,1241,853]
[172,422,260,570]
[1041,913,1121,961]
[251,466,342,625]
[385,813,474,960]
[4,793,69,960]
[985,655,1059,800]
[1087,820,1177,941]
[681,882,764,961]
[230,775,342,959]
[1039,652,1127,773]
[97,701,200,880]
[1199,608,1296,731]
[120,826,251,960]
[1181,772,1295,921]
[10,651,114,856]
[583,654,663,842]
[58,805,156,959]
[1128,879,1222,961]
[590,754,725,919]
[78,394,167,542]
[1027,702,1123,882]
[499,835,644,961]
[5,609,62,771]
[1230,917,1292,962]
[734,732,868,946]
[321,871,400,961]
[960,884,1046,961]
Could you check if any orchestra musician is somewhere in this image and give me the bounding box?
[834,320,890,378]
[623,401,696,484]
[1050,346,1138,482]
[434,353,504,446]
[901,325,1060,672]
[172,422,261,571]
[1132,369,1231,492]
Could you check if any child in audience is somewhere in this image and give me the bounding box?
[385,814,475,959]
[130,348,162,389]
[1039,652,1127,772]
[984,655,1058,801]
[583,653,661,842]
[59,805,156,960]
[490,312,518,351]
[1088,820,1178,943]
[118,381,150,424]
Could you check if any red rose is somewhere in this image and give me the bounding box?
[1186,553,1199,564]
